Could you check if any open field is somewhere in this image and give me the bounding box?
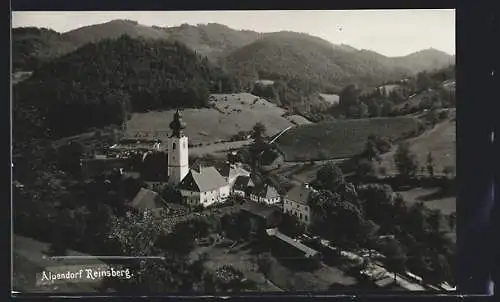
[396,187,456,216]
[379,119,455,176]
[126,93,311,145]
[275,117,420,161]
[13,235,108,293]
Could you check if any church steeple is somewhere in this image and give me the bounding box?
[169,109,186,138]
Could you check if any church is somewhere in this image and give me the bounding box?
[166,110,240,207]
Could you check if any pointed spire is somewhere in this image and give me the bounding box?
[169,108,186,138]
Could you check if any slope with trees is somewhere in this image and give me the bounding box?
[13,35,241,140]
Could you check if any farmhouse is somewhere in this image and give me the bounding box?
[249,184,281,205]
[283,184,315,225]
[232,175,255,197]
[240,201,282,236]
[127,187,188,217]
[178,165,230,207]
[127,187,169,217]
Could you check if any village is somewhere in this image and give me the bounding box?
[71,110,455,292]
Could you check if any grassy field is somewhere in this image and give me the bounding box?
[275,117,420,161]
[126,93,311,145]
[13,235,109,293]
[379,119,456,176]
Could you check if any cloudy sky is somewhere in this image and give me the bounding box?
[12,10,455,57]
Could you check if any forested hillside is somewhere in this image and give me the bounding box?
[13,35,240,140]
[12,27,78,71]
[222,34,412,92]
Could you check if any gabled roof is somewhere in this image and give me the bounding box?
[128,188,167,214]
[265,228,320,258]
[252,184,280,199]
[215,162,250,180]
[241,201,280,220]
[233,176,254,191]
[285,185,315,205]
[178,166,228,192]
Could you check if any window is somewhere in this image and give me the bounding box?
[299,213,303,219]
[183,141,186,148]
[305,215,308,221]
[173,143,176,150]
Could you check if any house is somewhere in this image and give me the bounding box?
[127,187,187,217]
[266,228,322,269]
[249,184,281,205]
[127,188,168,217]
[240,201,282,236]
[178,165,230,207]
[283,184,315,225]
[232,175,255,197]
[215,162,251,187]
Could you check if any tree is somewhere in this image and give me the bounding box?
[359,102,369,118]
[380,238,407,281]
[57,141,84,177]
[426,151,435,177]
[447,212,456,230]
[339,84,360,112]
[279,213,305,238]
[315,162,345,191]
[394,142,419,179]
[256,252,272,277]
[251,122,267,143]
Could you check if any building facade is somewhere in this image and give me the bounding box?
[283,184,315,225]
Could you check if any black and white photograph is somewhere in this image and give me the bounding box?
[11,9,456,294]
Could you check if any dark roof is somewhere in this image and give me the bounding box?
[266,228,320,258]
[178,166,227,192]
[285,185,315,205]
[128,188,167,214]
[241,201,280,220]
[215,162,250,180]
[252,184,280,199]
[233,176,254,191]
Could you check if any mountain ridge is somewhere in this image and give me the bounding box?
[13,20,454,72]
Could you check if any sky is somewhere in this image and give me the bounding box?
[11,10,455,57]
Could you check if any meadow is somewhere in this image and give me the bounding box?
[274,117,421,161]
[125,93,311,145]
[379,119,456,176]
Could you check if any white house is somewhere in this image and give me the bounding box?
[178,165,230,207]
[283,184,315,225]
[250,184,281,205]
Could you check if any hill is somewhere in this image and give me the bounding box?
[12,27,78,71]
[274,117,421,161]
[379,118,456,176]
[222,34,453,92]
[13,35,240,140]
[125,93,311,144]
[12,21,262,70]
[13,20,454,80]
[392,48,455,73]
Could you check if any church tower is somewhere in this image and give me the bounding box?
[167,109,189,185]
